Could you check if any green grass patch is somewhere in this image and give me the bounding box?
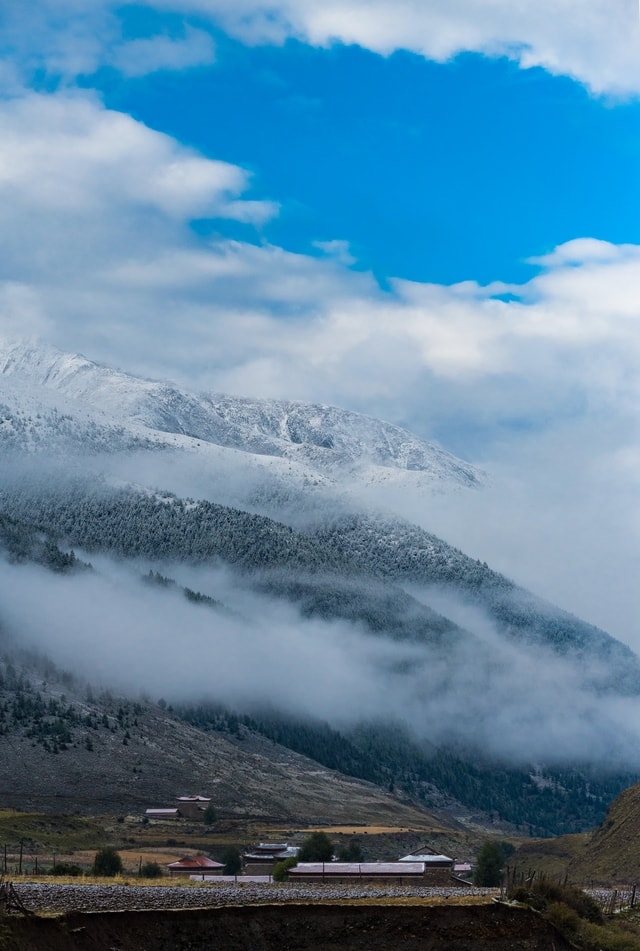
[0,810,108,850]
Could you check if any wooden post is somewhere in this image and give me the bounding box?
[18,840,23,876]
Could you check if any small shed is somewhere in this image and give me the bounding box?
[167,856,224,878]
[145,808,180,820]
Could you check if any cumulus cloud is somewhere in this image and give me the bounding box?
[0,91,277,354]
[146,0,640,96]
[0,93,272,222]
[1,0,639,94]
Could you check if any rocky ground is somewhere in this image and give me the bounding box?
[12,880,496,913]
[0,886,575,951]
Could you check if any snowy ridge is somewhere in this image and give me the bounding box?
[0,337,483,493]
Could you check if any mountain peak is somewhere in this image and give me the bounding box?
[0,337,483,491]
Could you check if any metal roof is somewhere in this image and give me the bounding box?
[290,862,427,875]
[399,853,453,864]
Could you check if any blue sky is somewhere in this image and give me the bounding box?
[1,0,640,643]
[103,37,640,287]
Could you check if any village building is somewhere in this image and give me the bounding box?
[144,808,180,820]
[288,861,434,885]
[143,794,212,821]
[289,846,459,886]
[174,795,211,820]
[242,842,299,876]
[398,847,454,870]
[167,856,224,878]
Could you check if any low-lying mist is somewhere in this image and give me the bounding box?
[2,549,640,771]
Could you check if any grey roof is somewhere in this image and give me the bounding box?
[399,853,453,864]
[290,862,427,876]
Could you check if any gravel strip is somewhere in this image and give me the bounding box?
[13,882,497,914]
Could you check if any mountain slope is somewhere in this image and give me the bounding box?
[310,512,640,694]
[0,652,447,826]
[2,480,636,697]
[2,340,640,839]
[512,780,640,884]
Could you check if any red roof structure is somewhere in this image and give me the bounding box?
[167,856,224,876]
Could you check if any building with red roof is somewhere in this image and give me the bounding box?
[167,855,224,877]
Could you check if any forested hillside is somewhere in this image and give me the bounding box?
[2,483,636,694]
[1,493,639,835]
[181,704,638,837]
[311,513,640,693]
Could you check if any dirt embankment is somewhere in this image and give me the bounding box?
[1,902,573,950]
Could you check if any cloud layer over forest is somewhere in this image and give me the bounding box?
[1,548,640,770]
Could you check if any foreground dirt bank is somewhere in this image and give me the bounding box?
[1,902,573,950]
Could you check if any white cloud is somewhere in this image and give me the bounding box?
[1,0,639,94]
[110,25,215,77]
[312,239,357,266]
[2,555,640,766]
[148,0,640,96]
[0,0,118,85]
[0,93,273,222]
[2,93,640,423]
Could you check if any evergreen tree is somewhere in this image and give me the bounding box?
[202,802,217,824]
[473,841,504,886]
[221,846,242,875]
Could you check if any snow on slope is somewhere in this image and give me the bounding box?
[0,337,483,497]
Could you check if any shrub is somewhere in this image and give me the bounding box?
[92,847,123,877]
[273,857,298,882]
[50,862,83,877]
[545,902,581,936]
[509,877,603,925]
[140,861,162,879]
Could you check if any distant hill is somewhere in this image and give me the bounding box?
[512,781,640,884]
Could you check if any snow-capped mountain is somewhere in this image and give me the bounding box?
[0,338,482,496]
[3,336,640,835]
